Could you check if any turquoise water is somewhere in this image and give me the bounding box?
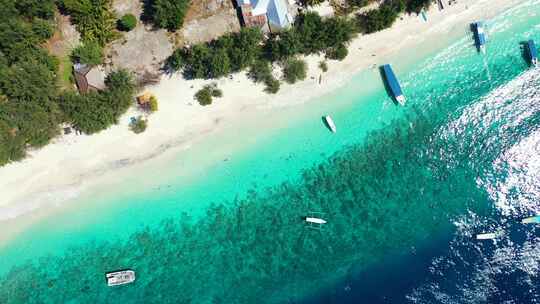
[1,1,540,302]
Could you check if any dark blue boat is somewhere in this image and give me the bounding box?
[381,64,405,105]
[472,22,487,53]
[527,39,538,67]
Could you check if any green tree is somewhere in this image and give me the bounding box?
[15,0,55,19]
[0,0,61,165]
[31,19,55,40]
[282,58,307,84]
[59,0,118,46]
[248,60,272,83]
[146,0,190,31]
[326,43,348,61]
[209,47,231,78]
[118,14,137,31]
[228,28,263,71]
[71,41,103,65]
[357,2,401,34]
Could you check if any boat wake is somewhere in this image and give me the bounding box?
[406,67,540,303]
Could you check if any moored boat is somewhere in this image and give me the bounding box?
[106,270,136,286]
[526,40,538,67]
[305,217,327,224]
[522,215,540,224]
[476,231,503,240]
[381,64,406,105]
[472,22,487,53]
[324,115,337,133]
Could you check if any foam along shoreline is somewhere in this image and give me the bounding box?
[0,0,522,230]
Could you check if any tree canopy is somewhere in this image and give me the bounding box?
[0,0,60,165]
[144,0,191,31]
[59,70,135,134]
[58,0,118,46]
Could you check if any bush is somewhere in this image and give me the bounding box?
[195,83,222,106]
[144,0,190,31]
[118,14,137,31]
[130,116,147,134]
[326,44,348,61]
[264,76,280,94]
[149,96,158,112]
[282,58,307,84]
[248,60,272,83]
[195,87,213,106]
[71,42,104,65]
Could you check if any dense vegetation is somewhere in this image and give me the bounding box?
[59,70,135,134]
[58,0,118,46]
[168,28,263,79]
[71,41,104,65]
[0,0,59,165]
[0,1,137,166]
[143,0,191,31]
[167,12,357,93]
[357,0,433,33]
[282,58,307,84]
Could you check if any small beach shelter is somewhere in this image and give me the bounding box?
[73,64,106,94]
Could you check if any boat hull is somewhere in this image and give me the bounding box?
[472,22,487,53]
[527,40,538,67]
[324,116,337,133]
[522,216,540,224]
[381,64,405,105]
[106,270,136,286]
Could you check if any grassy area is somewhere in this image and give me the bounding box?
[57,55,74,90]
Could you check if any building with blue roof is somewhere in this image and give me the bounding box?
[237,0,293,30]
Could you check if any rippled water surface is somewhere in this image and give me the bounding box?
[1,1,540,303]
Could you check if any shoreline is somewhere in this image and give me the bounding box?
[0,0,522,238]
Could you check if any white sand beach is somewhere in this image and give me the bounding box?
[0,0,522,237]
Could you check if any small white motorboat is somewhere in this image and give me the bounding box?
[106,270,136,286]
[305,211,327,230]
[476,231,503,240]
[324,115,336,133]
[306,217,327,225]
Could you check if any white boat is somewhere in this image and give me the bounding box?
[324,115,336,133]
[306,217,327,225]
[106,270,136,286]
[476,231,503,240]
